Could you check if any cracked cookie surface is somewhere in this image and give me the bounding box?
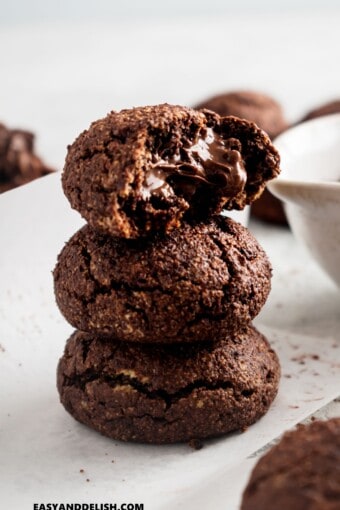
[53,216,272,343]
[57,326,280,443]
[62,103,280,238]
[241,418,340,510]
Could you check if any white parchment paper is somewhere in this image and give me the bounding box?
[1,174,339,509]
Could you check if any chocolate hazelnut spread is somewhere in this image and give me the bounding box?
[142,127,247,200]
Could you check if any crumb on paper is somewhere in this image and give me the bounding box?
[86,478,90,482]
[188,438,203,450]
[79,469,84,473]
[291,354,322,365]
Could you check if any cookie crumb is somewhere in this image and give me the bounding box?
[188,438,203,450]
[86,478,90,482]
[111,460,115,463]
[79,469,84,473]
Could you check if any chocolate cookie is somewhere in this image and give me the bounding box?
[54,216,272,343]
[194,91,288,140]
[62,104,280,238]
[241,418,340,510]
[57,326,280,444]
[0,122,54,193]
[195,92,287,225]
[251,188,287,225]
[301,99,340,122]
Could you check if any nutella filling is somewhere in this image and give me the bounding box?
[142,127,247,200]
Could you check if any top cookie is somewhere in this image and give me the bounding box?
[62,104,280,238]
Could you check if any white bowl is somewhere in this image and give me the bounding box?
[268,113,340,287]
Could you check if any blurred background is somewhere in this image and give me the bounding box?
[1,0,340,168]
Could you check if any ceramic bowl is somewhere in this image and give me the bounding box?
[268,113,340,287]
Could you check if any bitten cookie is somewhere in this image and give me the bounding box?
[0,122,54,193]
[241,418,340,510]
[54,216,272,343]
[62,104,280,238]
[57,326,280,444]
[194,92,287,225]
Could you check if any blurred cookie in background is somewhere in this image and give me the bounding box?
[241,418,340,510]
[300,99,340,122]
[194,90,289,225]
[194,90,288,140]
[0,122,54,193]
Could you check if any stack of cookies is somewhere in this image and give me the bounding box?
[54,104,281,444]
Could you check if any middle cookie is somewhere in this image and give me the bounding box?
[54,216,272,343]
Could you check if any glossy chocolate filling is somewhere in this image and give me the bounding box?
[142,127,247,200]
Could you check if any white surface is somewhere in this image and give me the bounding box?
[269,114,340,286]
[1,13,340,510]
[0,175,340,510]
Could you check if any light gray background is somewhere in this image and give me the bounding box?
[1,1,340,168]
[1,0,340,24]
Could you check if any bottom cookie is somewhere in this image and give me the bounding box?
[57,326,280,444]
